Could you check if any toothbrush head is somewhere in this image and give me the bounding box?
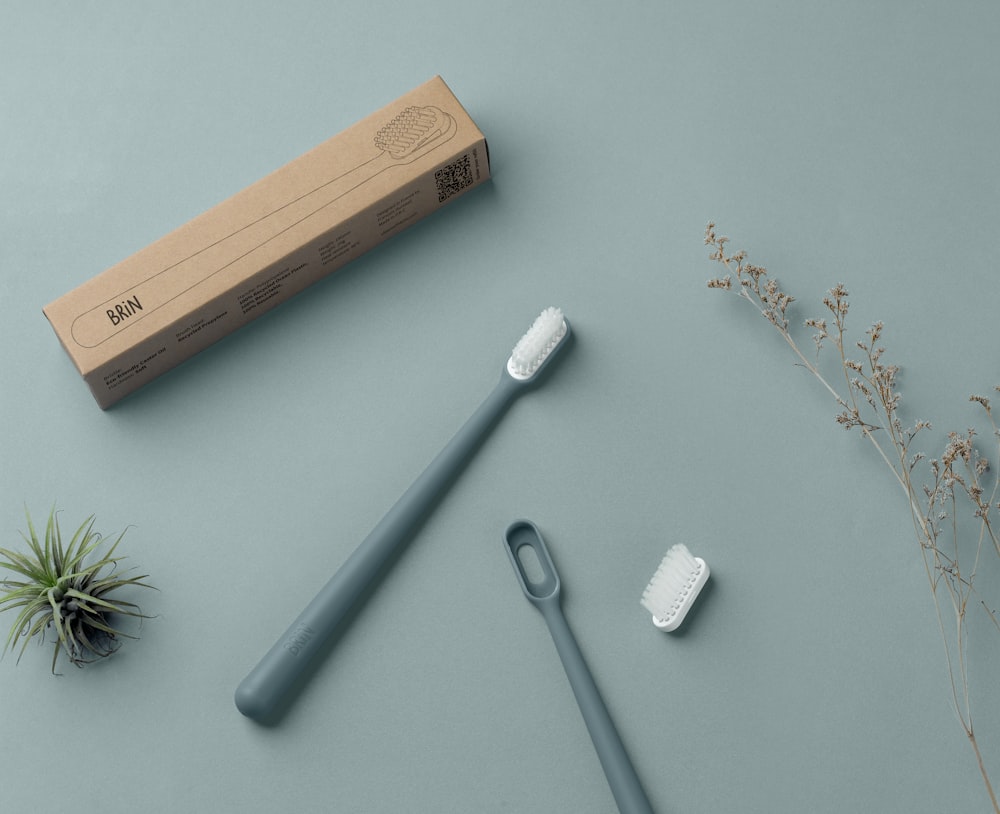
[506,306,571,382]
[373,105,457,161]
[640,544,709,632]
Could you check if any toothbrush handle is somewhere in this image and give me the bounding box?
[540,602,655,814]
[235,374,521,720]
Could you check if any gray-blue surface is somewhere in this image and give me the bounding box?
[2,2,998,811]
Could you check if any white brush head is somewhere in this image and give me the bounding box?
[507,307,569,380]
[640,544,709,632]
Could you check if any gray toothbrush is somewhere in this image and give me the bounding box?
[235,308,571,721]
[504,519,655,814]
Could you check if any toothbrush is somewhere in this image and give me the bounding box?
[235,307,572,721]
[71,105,457,348]
[640,544,709,632]
[503,520,655,814]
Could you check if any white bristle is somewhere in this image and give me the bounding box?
[640,544,709,632]
[507,307,568,379]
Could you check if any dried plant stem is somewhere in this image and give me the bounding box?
[704,223,999,811]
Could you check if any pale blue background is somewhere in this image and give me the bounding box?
[2,1,999,812]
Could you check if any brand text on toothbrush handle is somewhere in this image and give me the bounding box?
[282,625,315,656]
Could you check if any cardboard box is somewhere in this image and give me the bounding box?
[43,76,490,408]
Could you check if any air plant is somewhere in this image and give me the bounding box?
[0,508,154,672]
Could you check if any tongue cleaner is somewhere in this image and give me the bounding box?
[503,520,655,814]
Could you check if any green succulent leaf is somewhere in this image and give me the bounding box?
[0,508,155,672]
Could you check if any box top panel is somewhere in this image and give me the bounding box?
[43,76,487,376]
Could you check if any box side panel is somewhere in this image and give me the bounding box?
[82,134,489,408]
[45,77,490,408]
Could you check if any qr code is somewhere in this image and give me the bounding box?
[435,154,473,202]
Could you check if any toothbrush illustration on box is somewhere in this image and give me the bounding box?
[70,105,457,348]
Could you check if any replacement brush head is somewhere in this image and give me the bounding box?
[506,306,570,381]
[640,544,709,632]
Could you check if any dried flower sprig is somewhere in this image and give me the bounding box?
[0,508,155,672]
[705,222,1000,811]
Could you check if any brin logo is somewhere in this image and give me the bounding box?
[282,625,315,656]
[106,296,143,326]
